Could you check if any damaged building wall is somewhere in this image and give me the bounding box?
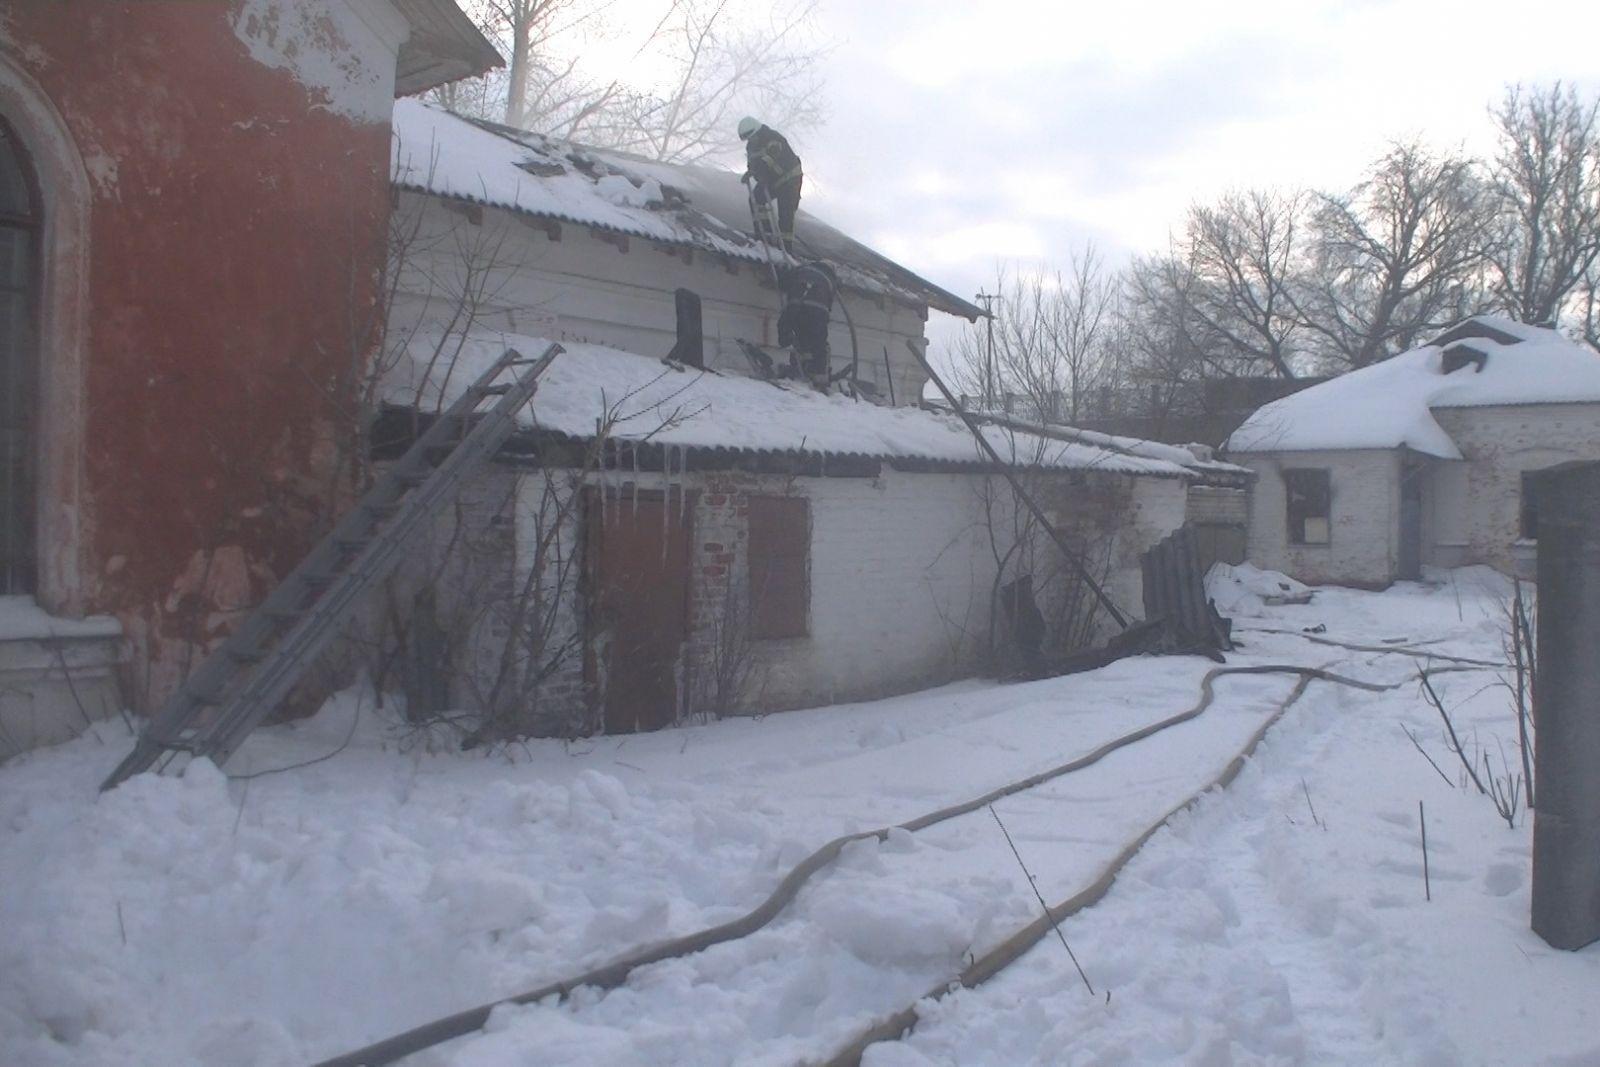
[1027,473,1190,649]
[387,193,934,403]
[1431,404,1600,579]
[1185,484,1251,569]
[344,465,590,740]
[1242,449,1401,588]
[1,2,404,714]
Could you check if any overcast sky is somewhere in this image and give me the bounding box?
[791,0,1600,333]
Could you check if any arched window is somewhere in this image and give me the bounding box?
[0,119,37,594]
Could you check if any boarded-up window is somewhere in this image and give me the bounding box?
[1284,468,1330,545]
[748,495,809,639]
[1520,471,1542,540]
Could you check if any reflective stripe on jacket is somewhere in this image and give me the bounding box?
[746,126,802,187]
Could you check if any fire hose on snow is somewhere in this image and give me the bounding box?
[313,645,1504,1067]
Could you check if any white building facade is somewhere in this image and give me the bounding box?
[1229,319,1600,587]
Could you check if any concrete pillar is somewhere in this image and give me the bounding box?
[1532,461,1600,950]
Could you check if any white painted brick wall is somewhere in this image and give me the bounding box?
[344,467,594,734]
[1241,450,1399,587]
[483,464,1189,721]
[796,469,993,704]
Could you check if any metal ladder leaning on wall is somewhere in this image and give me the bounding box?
[101,343,563,792]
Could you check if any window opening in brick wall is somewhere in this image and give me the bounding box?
[748,495,809,639]
[1284,468,1330,545]
[1520,470,1543,541]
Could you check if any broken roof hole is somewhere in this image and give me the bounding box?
[515,160,565,178]
[1442,343,1489,374]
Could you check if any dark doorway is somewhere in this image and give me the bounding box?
[0,119,36,595]
[584,487,692,733]
[1399,454,1425,581]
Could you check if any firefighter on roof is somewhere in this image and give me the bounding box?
[738,116,802,254]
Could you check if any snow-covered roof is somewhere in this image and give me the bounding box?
[387,330,1193,478]
[390,100,984,322]
[1226,318,1600,458]
[959,410,1253,483]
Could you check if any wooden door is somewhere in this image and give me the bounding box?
[1399,457,1424,581]
[584,488,692,734]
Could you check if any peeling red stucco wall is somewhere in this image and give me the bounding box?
[3,2,395,709]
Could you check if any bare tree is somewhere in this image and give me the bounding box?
[1486,82,1600,327]
[1185,188,1308,378]
[1579,263,1600,350]
[1299,140,1495,369]
[578,0,823,164]
[951,254,1114,423]
[1046,246,1117,422]
[436,0,826,164]
[440,0,616,129]
[1109,251,1214,430]
[954,265,1048,415]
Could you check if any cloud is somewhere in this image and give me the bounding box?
[795,0,1600,343]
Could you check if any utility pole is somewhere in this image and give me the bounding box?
[974,289,1001,409]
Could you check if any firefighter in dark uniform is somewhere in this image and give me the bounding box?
[738,116,802,254]
[777,260,836,391]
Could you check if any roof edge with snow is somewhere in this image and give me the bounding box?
[1226,318,1600,457]
[384,330,1195,480]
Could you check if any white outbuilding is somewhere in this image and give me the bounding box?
[1226,317,1600,587]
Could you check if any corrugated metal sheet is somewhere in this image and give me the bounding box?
[388,332,1197,479]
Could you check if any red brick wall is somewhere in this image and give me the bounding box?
[4,3,394,707]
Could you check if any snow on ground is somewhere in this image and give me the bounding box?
[0,595,121,641]
[2,569,1595,1066]
[1205,562,1313,617]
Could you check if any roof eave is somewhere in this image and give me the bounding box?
[391,0,503,97]
[498,426,1187,478]
[391,182,960,317]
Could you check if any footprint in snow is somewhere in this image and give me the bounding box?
[1482,861,1524,897]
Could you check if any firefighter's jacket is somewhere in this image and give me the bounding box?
[781,262,835,314]
[744,126,802,191]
